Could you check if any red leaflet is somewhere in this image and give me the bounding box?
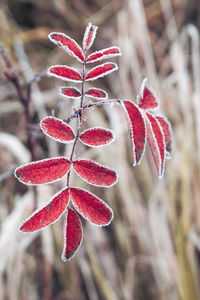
[20,188,70,232]
[14,157,70,185]
[85,88,108,100]
[79,127,114,147]
[122,100,146,166]
[49,32,85,62]
[40,116,75,143]
[60,87,81,99]
[137,78,159,110]
[83,23,98,52]
[48,65,82,82]
[73,159,117,187]
[86,47,121,63]
[62,208,83,261]
[145,112,166,178]
[70,188,113,226]
[156,115,172,159]
[85,62,118,81]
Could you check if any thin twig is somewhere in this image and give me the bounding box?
[66,57,87,187]
[63,99,122,123]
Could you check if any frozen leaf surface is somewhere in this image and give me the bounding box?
[48,65,82,82]
[20,188,70,232]
[156,115,172,159]
[83,23,98,52]
[70,187,113,226]
[15,157,70,185]
[122,100,146,165]
[73,159,117,187]
[60,87,81,98]
[138,78,159,110]
[85,62,118,81]
[86,47,121,63]
[62,208,83,261]
[85,88,108,100]
[49,32,84,62]
[79,127,114,147]
[145,112,166,178]
[40,116,75,143]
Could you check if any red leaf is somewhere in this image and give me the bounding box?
[85,88,108,100]
[73,159,117,187]
[85,62,118,81]
[49,32,85,62]
[86,47,121,63]
[40,116,75,143]
[70,187,113,226]
[62,208,83,261]
[79,127,114,147]
[48,65,82,82]
[145,112,166,178]
[83,23,98,52]
[20,188,70,232]
[137,78,159,110]
[122,100,146,165]
[156,115,172,159]
[15,157,70,185]
[60,87,81,99]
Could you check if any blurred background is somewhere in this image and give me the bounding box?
[1,0,200,299]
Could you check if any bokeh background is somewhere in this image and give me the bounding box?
[1,0,200,299]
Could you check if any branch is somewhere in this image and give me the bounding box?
[63,99,122,123]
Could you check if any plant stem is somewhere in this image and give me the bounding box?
[64,99,121,124]
[66,60,86,188]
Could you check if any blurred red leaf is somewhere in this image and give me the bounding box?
[137,78,159,110]
[49,32,84,62]
[85,88,108,99]
[60,87,81,98]
[62,208,83,261]
[122,100,146,165]
[48,65,82,82]
[70,188,113,226]
[83,23,98,52]
[20,188,70,232]
[14,157,70,185]
[85,62,118,81]
[40,116,75,143]
[86,47,121,63]
[156,115,172,159]
[145,112,166,178]
[73,159,117,187]
[79,127,114,147]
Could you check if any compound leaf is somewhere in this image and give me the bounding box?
[73,159,117,187]
[15,157,70,185]
[49,32,85,62]
[20,188,70,232]
[40,116,75,143]
[85,62,118,81]
[62,208,83,261]
[122,100,146,165]
[79,127,114,147]
[83,23,98,52]
[86,47,121,63]
[70,187,113,226]
[145,112,166,178]
[48,65,82,82]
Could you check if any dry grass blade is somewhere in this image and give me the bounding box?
[1,0,200,299]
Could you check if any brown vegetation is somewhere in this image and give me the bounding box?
[0,0,200,299]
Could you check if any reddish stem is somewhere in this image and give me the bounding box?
[64,98,121,124]
[66,59,86,187]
